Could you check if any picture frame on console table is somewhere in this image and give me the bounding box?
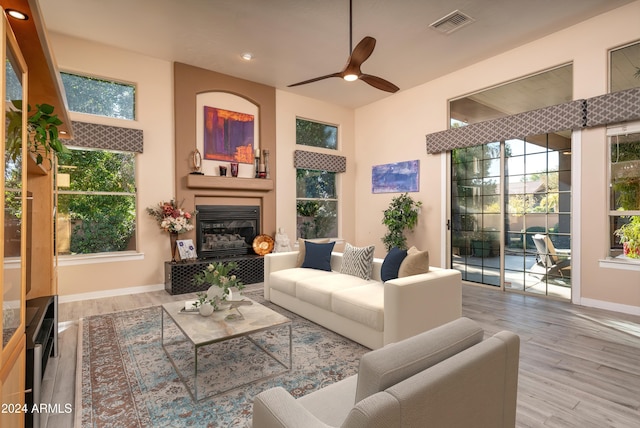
[177,239,197,260]
[196,92,259,178]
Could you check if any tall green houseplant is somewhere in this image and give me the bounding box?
[382,193,422,251]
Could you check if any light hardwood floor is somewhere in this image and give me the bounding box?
[43,284,640,428]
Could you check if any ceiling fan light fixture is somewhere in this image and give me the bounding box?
[343,74,358,81]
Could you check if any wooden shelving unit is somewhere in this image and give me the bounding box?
[1,2,71,426]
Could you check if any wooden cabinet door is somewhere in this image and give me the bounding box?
[1,11,28,427]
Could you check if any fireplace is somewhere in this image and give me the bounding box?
[196,205,260,258]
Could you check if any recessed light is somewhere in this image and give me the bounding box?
[241,53,253,61]
[6,9,28,20]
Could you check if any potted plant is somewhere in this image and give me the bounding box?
[192,261,245,311]
[614,216,640,259]
[6,101,67,167]
[381,193,422,251]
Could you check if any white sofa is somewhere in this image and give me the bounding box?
[264,251,462,349]
[253,317,520,428]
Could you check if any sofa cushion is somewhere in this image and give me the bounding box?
[296,238,330,267]
[354,317,484,403]
[398,246,429,277]
[296,274,371,310]
[340,243,375,280]
[380,247,408,282]
[332,283,385,331]
[270,268,338,297]
[301,241,336,271]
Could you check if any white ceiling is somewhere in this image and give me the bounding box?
[40,0,635,109]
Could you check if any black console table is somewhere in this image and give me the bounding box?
[26,295,58,428]
[165,255,264,295]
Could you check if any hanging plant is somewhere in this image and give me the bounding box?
[6,101,67,167]
[381,193,422,251]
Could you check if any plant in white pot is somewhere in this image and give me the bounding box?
[192,261,245,314]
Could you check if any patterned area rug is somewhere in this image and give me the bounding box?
[76,291,368,427]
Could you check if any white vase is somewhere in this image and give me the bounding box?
[207,284,225,301]
[199,302,214,317]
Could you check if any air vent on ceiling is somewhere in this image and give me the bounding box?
[429,10,474,34]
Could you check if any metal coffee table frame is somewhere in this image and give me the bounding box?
[161,298,292,401]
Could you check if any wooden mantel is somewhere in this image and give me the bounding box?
[186,174,274,192]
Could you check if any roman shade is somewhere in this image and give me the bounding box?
[69,121,144,153]
[294,149,346,172]
[426,87,640,154]
[585,87,640,127]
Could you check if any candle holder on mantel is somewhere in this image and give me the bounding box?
[254,148,261,178]
[263,149,270,179]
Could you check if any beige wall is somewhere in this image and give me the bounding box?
[50,33,175,296]
[353,1,640,312]
[275,91,356,252]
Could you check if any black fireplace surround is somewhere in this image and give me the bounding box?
[196,205,260,258]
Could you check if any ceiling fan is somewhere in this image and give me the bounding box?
[288,0,399,93]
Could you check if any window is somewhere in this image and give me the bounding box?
[61,72,135,120]
[450,64,573,127]
[608,123,640,259]
[296,169,338,239]
[294,118,340,239]
[59,72,140,256]
[610,40,640,93]
[56,148,137,255]
[296,118,337,150]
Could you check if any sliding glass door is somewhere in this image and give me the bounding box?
[451,133,572,298]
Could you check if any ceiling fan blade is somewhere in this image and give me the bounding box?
[360,74,400,93]
[288,72,342,88]
[348,36,376,68]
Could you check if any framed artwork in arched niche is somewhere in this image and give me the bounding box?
[195,92,259,178]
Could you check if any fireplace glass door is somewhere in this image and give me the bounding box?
[196,205,260,258]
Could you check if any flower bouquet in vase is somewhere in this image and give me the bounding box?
[192,261,245,311]
[146,199,196,262]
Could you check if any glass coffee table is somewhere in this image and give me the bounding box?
[161,296,292,401]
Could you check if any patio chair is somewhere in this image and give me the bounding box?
[532,234,571,279]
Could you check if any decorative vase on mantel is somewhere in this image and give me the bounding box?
[170,232,179,263]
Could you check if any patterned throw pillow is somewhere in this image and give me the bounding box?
[340,243,375,280]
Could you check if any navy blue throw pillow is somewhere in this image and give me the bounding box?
[381,247,408,282]
[301,241,336,271]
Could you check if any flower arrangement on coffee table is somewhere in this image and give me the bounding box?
[192,261,245,312]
